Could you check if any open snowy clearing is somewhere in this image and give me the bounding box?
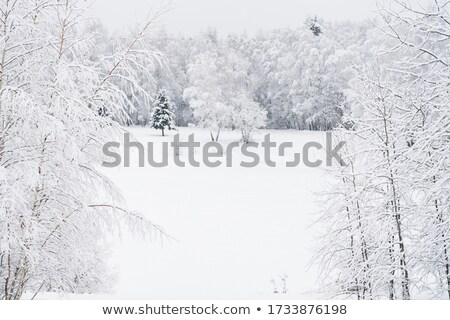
[95,127,328,299]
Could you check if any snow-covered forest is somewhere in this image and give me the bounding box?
[0,0,449,300]
[118,18,372,133]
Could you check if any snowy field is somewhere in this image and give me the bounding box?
[97,127,328,299]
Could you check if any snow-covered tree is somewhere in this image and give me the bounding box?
[0,0,166,300]
[231,95,267,143]
[150,29,192,126]
[150,89,176,136]
[307,16,323,36]
[184,43,266,141]
[183,52,231,141]
[318,0,450,300]
[316,132,375,299]
[379,0,450,299]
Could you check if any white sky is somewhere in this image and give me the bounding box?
[90,0,378,35]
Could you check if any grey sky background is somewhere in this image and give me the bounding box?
[90,0,379,35]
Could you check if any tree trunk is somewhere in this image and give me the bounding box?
[215,127,221,141]
[388,235,395,300]
[436,198,450,299]
[349,163,372,299]
[382,111,410,300]
[210,128,221,141]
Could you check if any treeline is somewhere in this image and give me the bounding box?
[99,17,379,132]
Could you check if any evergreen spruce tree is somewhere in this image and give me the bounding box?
[150,89,176,136]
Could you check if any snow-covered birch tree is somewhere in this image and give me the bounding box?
[0,0,166,299]
[318,0,450,300]
[184,44,266,141]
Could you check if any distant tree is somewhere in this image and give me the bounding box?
[150,90,176,136]
[183,52,231,141]
[308,16,322,36]
[184,46,267,141]
[232,95,267,143]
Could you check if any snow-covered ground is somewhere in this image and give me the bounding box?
[99,127,328,299]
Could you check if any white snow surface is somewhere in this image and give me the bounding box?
[95,127,327,299]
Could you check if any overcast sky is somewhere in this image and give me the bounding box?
[90,0,378,35]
